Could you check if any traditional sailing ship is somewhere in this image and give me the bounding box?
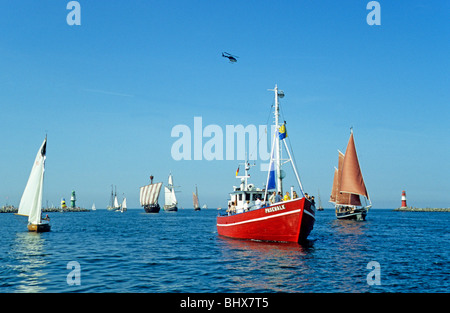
[216,85,315,243]
[330,130,371,220]
[317,190,324,211]
[107,185,120,211]
[16,137,51,232]
[140,175,163,213]
[163,173,178,212]
[193,185,201,211]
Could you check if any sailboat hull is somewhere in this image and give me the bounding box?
[144,204,160,213]
[163,204,178,212]
[217,198,315,243]
[335,206,368,221]
[28,223,51,233]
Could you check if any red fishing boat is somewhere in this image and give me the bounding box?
[216,85,315,243]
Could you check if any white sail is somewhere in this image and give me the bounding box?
[164,173,177,207]
[165,186,177,206]
[18,137,47,225]
[114,195,120,208]
[172,188,177,204]
[122,198,127,209]
[92,203,96,211]
[140,182,163,206]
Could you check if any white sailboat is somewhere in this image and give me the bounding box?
[16,137,51,232]
[163,173,178,212]
[91,203,96,211]
[121,197,127,213]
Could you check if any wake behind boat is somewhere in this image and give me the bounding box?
[216,85,315,243]
[330,130,371,220]
[16,136,51,232]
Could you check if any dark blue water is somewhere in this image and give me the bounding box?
[0,209,448,293]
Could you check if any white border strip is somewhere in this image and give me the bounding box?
[217,208,315,227]
[303,209,315,219]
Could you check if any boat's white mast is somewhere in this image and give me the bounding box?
[273,85,282,195]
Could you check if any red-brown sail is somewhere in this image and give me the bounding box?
[336,151,361,206]
[329,167,338,203]
[340,132,369,200]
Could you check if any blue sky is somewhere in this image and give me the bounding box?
[0,0,448,209]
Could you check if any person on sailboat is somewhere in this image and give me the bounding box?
[255,197,262,209]
[43,214,50,221]
[283,192,291,201]
[228,202,236,215]
[275,192,282,203]
[243,200,249,212]
[292,191,298,199]
[269,191,276,204]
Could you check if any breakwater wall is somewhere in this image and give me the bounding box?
[394,207,450,212]
[0,206,90,213]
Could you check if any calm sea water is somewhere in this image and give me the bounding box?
[0,209,448,293]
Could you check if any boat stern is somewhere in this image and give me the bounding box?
[28,223,51,233]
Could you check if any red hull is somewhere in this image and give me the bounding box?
[217,197,315,243]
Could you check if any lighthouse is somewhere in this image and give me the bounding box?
[70,190,77,208]
[401,190,407,208]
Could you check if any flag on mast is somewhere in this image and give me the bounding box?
[278,123,287,140]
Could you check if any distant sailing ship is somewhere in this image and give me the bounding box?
[140,175,163,213]
[107,185,121,211]
[193,185,201,211]
[317,190,324,211]
[163,173,178,212]
[216,85,315,243]
[330,129,371,220]
[16,137,51,232]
